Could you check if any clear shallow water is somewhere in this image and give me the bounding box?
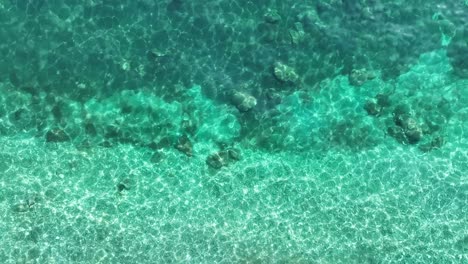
[0,1,467,263]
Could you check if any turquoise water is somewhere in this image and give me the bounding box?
[0,1,467,263]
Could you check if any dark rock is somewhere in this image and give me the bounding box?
[206,148,241,169]
[349,69,375,86]
[405,128,422,144]
[231,91,257,112]
[12,202,30,213]
[51,104,63,120]
[289,22,305,45]
[364,98,382,116]
[181,119,197,135]
[150,151,164,163]
[394,114,420,131]
[405,117,420,131]
[45,128,70,143]
[264,9,281,24]
[117,178,133,193]
[12,197,36,213]
[19,86,38,95]
[206,152,228,169]
[147,48,170,61]
[9,71,21,87]
[99,140,113,148]
[265,88,282,106]
[84,122,97,136]
[227,149,241,161]
[418,135,444,152]
[273,62,299,83]
[393,104,411,117]
[376,93,391,107]
[424,113,446,133]
[447,26,468,78]
[391,112,423,145]
[418,142,432,152]
[150,137,174,150]
[430,135,445,149]
[11,108,28,122]
[387,126,406,144]
[175,135,193,156]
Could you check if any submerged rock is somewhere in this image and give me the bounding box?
[273,62,299,83]
[289,22,305,44]
[206,148,241,169]
[364,98,382,116]
[447,26,468,78]
[45,128,70,143]
[206,151,229,169]
[349,68,375,86]
[391,110,424,145]
[231,91,257,112]
[376,93,392,107]
[227,148,241,161]
[117,178,133,193]
[175,135,193,156]
[12,196,37,213]
[405,127,423,144]
[147,48,170,61]
[419,135,445,152]
[264,9,281,24]
[387,126,406,144]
